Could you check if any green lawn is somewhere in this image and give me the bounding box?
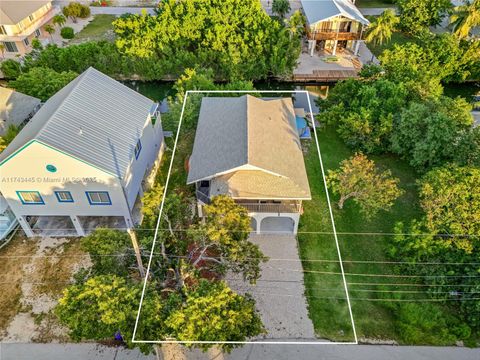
[71,14,117,44]
[356,0,396,8]
[366,31,414,58]
[298,126,425,341]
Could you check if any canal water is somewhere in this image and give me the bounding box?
[123,80,480,110]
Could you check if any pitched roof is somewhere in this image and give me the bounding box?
[0,67,155,179]
[187,95,311,200]
[0,1,51,25]
[0,87,40,136]
[301,0,369,26]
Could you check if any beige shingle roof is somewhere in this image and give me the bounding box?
[0,1,50,25]
[0,87,40,136]
[187,95,311,200]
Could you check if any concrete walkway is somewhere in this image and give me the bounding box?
[228,234,316,340]
[2,343,480,360]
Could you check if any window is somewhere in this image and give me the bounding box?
[3,42,18,53]
[17,191,44,205]
[134,139,142,159]
[0,26,6,35]
[34,29,41,37]
[29,15,35,22]
[86,191,111,205]
[55,191,73,203]
[23,37,29,47]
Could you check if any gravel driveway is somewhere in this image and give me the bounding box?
[228,234,316,340]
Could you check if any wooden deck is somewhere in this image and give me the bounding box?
[293,69,359,82]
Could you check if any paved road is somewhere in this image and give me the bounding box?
[2,343,480,360]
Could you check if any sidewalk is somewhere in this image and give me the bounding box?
[1,342,480,360]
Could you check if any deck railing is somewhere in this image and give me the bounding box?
[238,202,301,214]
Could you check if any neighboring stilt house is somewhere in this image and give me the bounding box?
[0,67,164,237]
[301,0,370,56]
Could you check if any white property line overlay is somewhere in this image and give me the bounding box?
[132,90,358,345]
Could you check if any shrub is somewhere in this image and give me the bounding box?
[80,228,133,276]
[0,59,21,79]
[9,67,78,101]
[60,26,75,39]
[63,2,90,22]
[393,303,471,345]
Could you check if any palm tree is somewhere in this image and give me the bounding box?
[365,9,400,46]
[44,24,55,41]
[450,0,480,39]
[52,14,66,28]
[272,0,290,19]
[286,10,306,39]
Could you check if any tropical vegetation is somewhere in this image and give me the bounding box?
[8,67,78,101]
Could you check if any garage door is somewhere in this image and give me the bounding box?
[260,216,295,234]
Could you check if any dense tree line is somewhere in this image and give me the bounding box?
[113,0,302,80]
[319,32,479,173]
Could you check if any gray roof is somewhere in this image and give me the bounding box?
[0,67,155,179]
[0,1,51,25]
[187,95,311,200]
[301,0,369,26]
[0,87,40,136]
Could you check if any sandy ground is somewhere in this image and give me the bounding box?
[0,235,91,343]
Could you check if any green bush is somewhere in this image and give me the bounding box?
[0,59,21,79]
[9,67,78,101]
[393,303,471,345]
[63,2,91,22]
[80,228,134,276]
[60,26,75,39]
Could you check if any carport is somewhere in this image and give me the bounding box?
[77,216,127,235]
[26,216,77,237]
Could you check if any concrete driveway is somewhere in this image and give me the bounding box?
[228,234,316,340]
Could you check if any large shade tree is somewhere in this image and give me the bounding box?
[113,0,301,80]
[418,165,480,253]
[318,78,408,153]
[327,153,404,219]
[391,96,473,171]
[397,0,453,33]
[9,67,77,101]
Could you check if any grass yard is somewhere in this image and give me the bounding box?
[366,31,414,58]
[356,0,396,8]
[71,14,117,44]
[298,126,428,342]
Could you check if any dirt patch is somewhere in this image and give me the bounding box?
[0,235,91,342]
[0,235,38,338]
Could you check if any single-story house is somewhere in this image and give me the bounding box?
[0,87,41,136]
[187,95,311,234]
[0,67,164,237]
